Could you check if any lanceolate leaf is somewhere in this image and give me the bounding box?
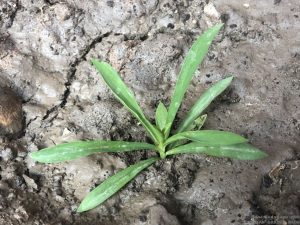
[166,142,268,160]
[30,141,155,163]
[91,60,163,145]
[164,23,223,137]
[77,157,159,212]
[176,76,233,133]
[165,130,247,146]
[155,102,168,131]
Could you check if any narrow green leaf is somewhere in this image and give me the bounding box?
[165,130,247,146]
[166,142,268,160]
[77,157,159,212]
[165,23,223,137]
[30,141,155,163]
[177,76,233,133]
[91,59,163,145]
[155,102,168,131]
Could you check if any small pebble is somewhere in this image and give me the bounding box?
[243,3,250,8]
[18,151,27,158]
[22,175,38,190]
[53,175,61,182]
[0,147,13,161]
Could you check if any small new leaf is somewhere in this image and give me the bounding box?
[30,141,155,163]
[166,114,208,150]
[188,114,207,131]
[155,102,168,131]
[177,76,233,133]
[166,142,268,160]
[165,130,247,146]
[77,157,159,212]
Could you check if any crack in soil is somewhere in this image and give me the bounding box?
[42,32,111,121]
[7,0,19,29]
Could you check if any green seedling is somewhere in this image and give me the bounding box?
[30,24,267,213]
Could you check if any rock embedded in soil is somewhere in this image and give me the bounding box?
[0,86,23,136]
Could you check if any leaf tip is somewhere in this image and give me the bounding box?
[257,150,268,159]
[215,23,224,29]
[29,151,41,162]
[76,204,85,213]
[28,152,35,159]
[28,150,54,164]
[244,145,268,160]
[209,23,224,34]
[226,75,234,82]
[220,76,234,87]
[90,58,100,66]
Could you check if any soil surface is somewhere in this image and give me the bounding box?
[0,0,299,224]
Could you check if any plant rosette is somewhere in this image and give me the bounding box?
[30,24,267,213]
